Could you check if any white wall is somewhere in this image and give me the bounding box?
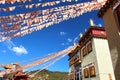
[93,38,115,80]
[82,39,100,80]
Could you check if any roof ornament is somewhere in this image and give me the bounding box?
[89,19,94,26]
[79,33,83,38]
[73,33,83,46]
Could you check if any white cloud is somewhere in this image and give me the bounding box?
[67,38,72,42]
[98,24,102,27]
[66,43,69,45]
[61,43,69,46]
[5,40,28,55]
[11,45,28,55]
[94,23,102,27]
[5,40,15,49]
[61,43,65,46]
[60,38,72,46]
[2,50,6,53]
[60,32,66,36]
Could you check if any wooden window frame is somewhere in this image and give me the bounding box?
[70,74,74,80]
[83,68,89,78]
[87,42,92,53]
[82,46,87,57]
[89,65,96,77]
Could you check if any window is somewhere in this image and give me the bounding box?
[83,68,89,78]
[115,5,120,31]
[116,5,120,23]
[87,42,92,53]
[75,72,79,80]
[70,74,74,80]
[76,74,79,80]
[89,65,96,77]
[74,55,79,63]
[79,69,82,80]
[82,47,87,57]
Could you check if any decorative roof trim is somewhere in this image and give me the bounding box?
[98,0,119,17]
[113,0,120,10]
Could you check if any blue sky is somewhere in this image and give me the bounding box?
[0,1,104,72]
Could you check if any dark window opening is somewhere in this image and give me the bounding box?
[115,5,120,31]
[116,5,120,23]
[75,73,79,80]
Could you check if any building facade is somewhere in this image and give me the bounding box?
[98,0,120,79]
[68,27,115,80]
[68,46,82,80]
